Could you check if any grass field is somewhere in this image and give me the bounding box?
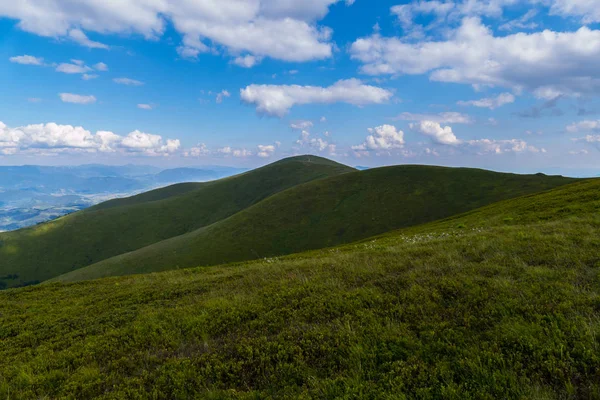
[56,165,577,283]
[1,179,599,398]
[0,156,354,288]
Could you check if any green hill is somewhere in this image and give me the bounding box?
[58,165,576,283]
[0,156,354,288]
[2,179,599,398]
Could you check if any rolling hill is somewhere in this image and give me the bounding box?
[0,156,354,288]
[2,178,599,398]
[57,165,577,283]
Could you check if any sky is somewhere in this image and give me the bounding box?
[1,0,600,176]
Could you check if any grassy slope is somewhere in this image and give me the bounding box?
[60,166,577,282]
[0,156,354,288]
[2,179,600,398]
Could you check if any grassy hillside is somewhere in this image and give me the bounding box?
[0,156,354,288]
[2,179,599,398]
[59,166,577,283]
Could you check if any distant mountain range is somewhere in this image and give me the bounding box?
[0,164,247,232]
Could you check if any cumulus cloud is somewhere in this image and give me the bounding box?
[410,121,461,145]
[233,55,262,68]
[184,144,210,157]
[0,121,180,156]
[395,111,472,124]
[113,77,144,86]
[353,125,405,152]
[458,92,515,109]
[59,93,97,104]
[0,1,353,64]
[241,79,393,117]
[550,0,600,24]
[257,144,276,157]
[9,55,44,65]
[350,17,600,98]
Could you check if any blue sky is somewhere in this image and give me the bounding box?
[1,0,600,175]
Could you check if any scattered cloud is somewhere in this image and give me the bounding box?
[233,55,262,68]
[290,120,314,130]
[68,28,109,49]
[9,55,44,65]
[458,92,515,109]
[0,121,179,156]
[56,62,93,74]
[566,120,600,134]
[184,144,210,157]
[353,125,405,152]
[516,97,563,118]
[216,90,231,104]
[137,104,154,110]
[82,74,99,80]
[395,111,472,124]
[113,77,144,86]
[241,79,393,117]
[0,1,355,64]
[466,138,545,154]
[257,144,276,158]
[350,17,600,98]
[59,93,97,104]
[93,62,108,71]
[410,121,460,145]
[499,9,538,31]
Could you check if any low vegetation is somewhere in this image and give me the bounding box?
[1,179,599,398]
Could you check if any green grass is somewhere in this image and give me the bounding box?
[1,179,600,398]
[0,156,354,288]
[57,165,577,283]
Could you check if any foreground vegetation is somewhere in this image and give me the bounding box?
[1,179,599,398]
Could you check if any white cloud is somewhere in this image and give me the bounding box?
[566,120,600,133]
[216,90,231,104]
[82,74,99,80]
[56,62,93,74]
[121,130,180,155]
[113,77,144,86]
[499,9,538,31]
[68,28,109,49]
[257,144,276,157]
[93,62,108,71]
[295,130,336,154]
[0,121,180,156]
[457,92,515,109]
[241,79,393,117]
[137,104,153,110]
[184,144,210,157]
[466,138,544,154]
[320,116,327,122]
[395,111,472,124]
[290,120,314,130]
[350,17,600,98]
[0,1,353,64]
[9,55,44,65]
[59,93,97,104]
[550,0,600,24]
[410,120,460,145]
[233,55,262,68]
[353,125,405,151]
